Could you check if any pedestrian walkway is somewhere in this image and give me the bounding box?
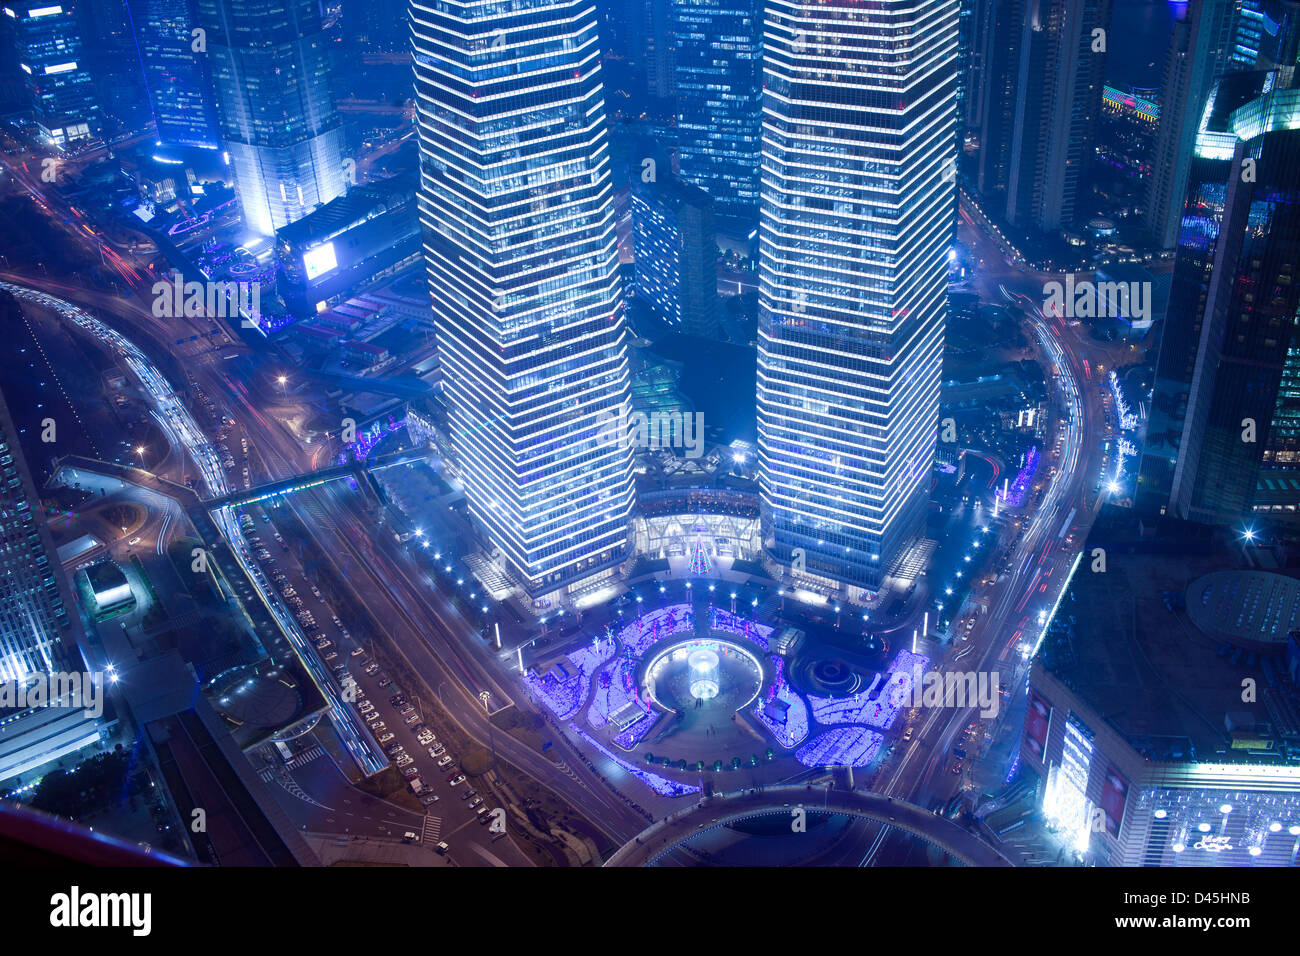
[421,814,442,844]
[286,746,325,770]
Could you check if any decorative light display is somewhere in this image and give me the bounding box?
[796,726,883,768]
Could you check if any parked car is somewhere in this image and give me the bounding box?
[437,755,454,769]
[448,774,466,787]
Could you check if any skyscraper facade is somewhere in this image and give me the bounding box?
[411,0,636,597]
[757,0,958,592]
[1144,0,1234,251]
[632,174,719,338]
[195,0,347,235]
[1137,72,1300,524]
[1003,0,1112,232]
[672,0,763,231]
[3,1,100,147]
[0,364,78,683]
[127,0,221,149]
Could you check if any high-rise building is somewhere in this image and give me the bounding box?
[631,174,719,338]
[757,0,958,592]
[1137,72,1300,524]
[1144,0,1235,251]
[126,0,221,149]
[195,0,347,235]
[1003,0,1112,232]
[0,292,104,783]
[411,0,636,598]
[79,0,151,138]
[672,0,763,232]
[2,2,100,148]
[644,0,674,101]
[975,0,1027,200]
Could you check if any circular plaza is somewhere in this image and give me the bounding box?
[521,602,934,796]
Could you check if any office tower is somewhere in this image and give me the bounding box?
[410,0,636,597]
[1137,72,1300,524]
[672,0,762,231]
[975,0,1027,200]
[757,0,958,592]
[195,0,347,236]
[79,0,151,138]
[644,0,673,100]
[1145,0,1235,250]
[126,0,221,149]
[2,2,100,147]
[632,175,719,338]
[0,296,103,783]
[1003,0,1112,232]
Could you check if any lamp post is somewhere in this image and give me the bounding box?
[479,690,499,782]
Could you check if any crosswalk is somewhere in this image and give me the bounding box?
[286,746,325,770]
[421,814,442,844]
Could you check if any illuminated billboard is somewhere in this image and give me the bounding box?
[302,241,338,281]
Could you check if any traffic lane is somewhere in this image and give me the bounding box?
[294,485,649,841]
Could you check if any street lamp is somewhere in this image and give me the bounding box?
[276,374,287,395]
[135,445,145,467]
[479,690,499,782]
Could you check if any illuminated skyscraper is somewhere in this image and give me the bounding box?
[126,0,221,149]
[410,0,636,597]
[672,0,763,230]
[195,0,346,235]
[1138,72,1300,524]
[757,0,958,592]
[2,2,100,147]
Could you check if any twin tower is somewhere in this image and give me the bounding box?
[411,0,958,602]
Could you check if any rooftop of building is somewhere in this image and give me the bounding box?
[275,173,417,249]
[1037,506,1300,764]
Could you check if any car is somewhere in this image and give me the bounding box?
[364,663,380,675]
[404,713,421,725]
[384,743,404,755]
[315,639,332,650]
[399,706,416,717]
[437,755,455,769]
[371,721,387,732]
[459,788,477,802]
[378,732,395,743]
[420,794,440,807]
[428,745,445,758]
[401,765,420,778]
[448,774,466,787]
[476,807,491,824]
[434,841,449,855]
[952,762,964,775]
[467,796,483,809]
[350,648,365,657]
[377,678,392,688]
[323,652,337,661]
[390,696,407,707]
[417,731,435,746]
[359,702,374,714]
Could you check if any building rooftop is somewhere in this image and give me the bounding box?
[1038,507,1300,764]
